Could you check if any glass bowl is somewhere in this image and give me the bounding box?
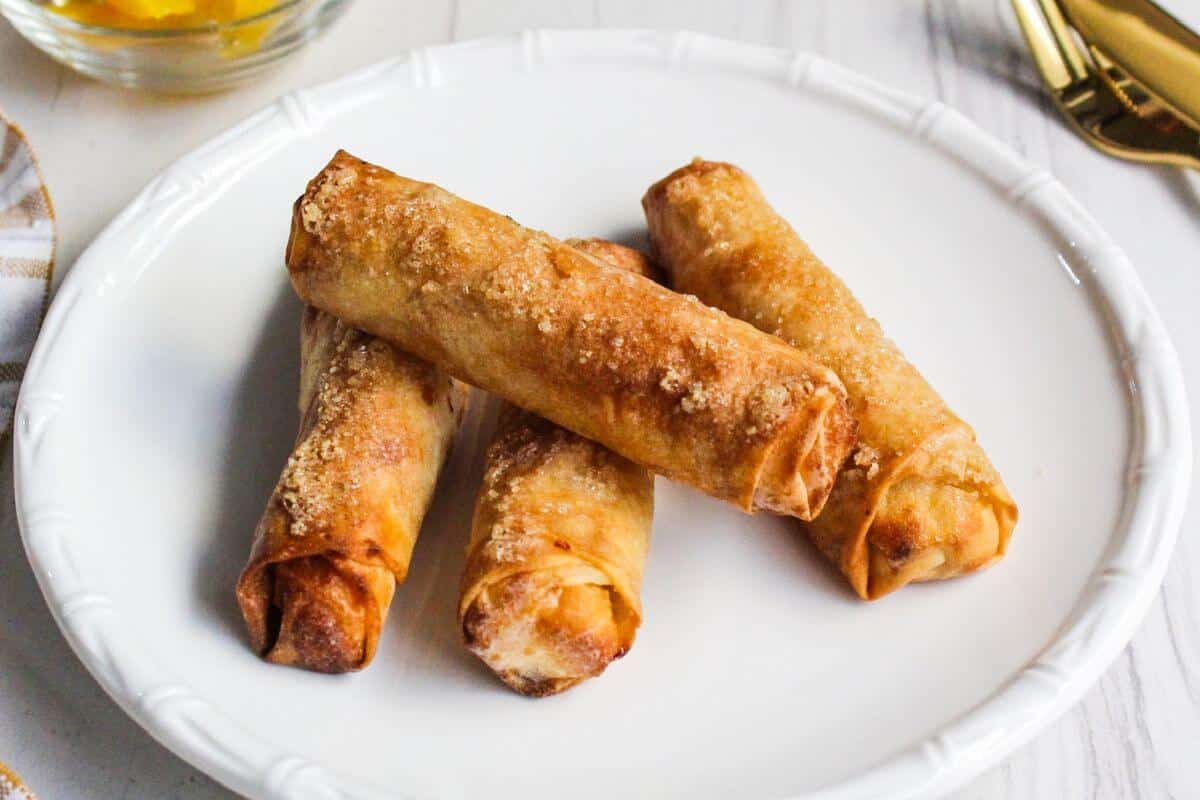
[0,0,353,92]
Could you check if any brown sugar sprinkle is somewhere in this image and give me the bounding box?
[750,383,792,430]
[279,327,369,536]
[853,445,882,480]
[659,366,684,394]
[300,166,357,237]
[679,382,710,413]
[476,409,636,566]
[277,317,441,538]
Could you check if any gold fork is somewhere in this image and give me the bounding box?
[1012,0,1200,170]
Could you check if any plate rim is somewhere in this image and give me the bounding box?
[12,29,1192,800]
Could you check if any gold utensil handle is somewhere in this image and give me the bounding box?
[1059,0,1200,131]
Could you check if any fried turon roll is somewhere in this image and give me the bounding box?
[460,239,656,697]
[644,160,1018,600]
[237,307,466,672]
[287,151,856,520]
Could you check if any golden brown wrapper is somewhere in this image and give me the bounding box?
[286,151,856,520]
[460,240,656,697]
[644,159,1018,600]
[236,307,467,672]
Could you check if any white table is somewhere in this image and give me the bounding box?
[2,2,1198,797]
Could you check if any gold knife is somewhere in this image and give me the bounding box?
[1013,0,1200,170]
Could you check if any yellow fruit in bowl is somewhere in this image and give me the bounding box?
[50,0,281,27]
[106,0,196,19]
[218,0,277,18]
[192,0,278,21]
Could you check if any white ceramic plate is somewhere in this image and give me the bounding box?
[14,31,1191,800]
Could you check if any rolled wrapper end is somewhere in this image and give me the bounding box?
[460,560,639,697]
[754,383,858,519]
[286,150,365,297]
[236,533,395,673]
[840,425,1018,600]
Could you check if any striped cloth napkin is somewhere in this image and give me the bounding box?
[0,110,54,436]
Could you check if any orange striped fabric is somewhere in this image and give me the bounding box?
[0,109,54,436]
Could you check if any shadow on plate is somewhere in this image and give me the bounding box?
[381,390,503,688]
[195,284,302,645]
[916,1,1049,106]
[1163,170,1200,227]
[597,224,653,257]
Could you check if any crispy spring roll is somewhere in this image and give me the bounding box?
[644,160,1018,600]
[460,240,656,697]
[236,307,466,672]
[287,151,856,520]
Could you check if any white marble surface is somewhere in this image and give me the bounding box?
[1,1,1198,798]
